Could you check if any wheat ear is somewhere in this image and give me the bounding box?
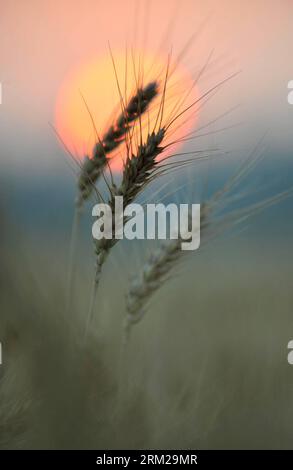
[66,82,158,314]
[94,128,165,258]
[77,81,159,204]
[124,207,208,339]
[124,170,293,340]
[86,63,239,327]
[85,128,166,333]
[124,148,266,332]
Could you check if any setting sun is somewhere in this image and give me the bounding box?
[55,49,198,171]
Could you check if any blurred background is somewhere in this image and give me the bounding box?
[0,0,293,449]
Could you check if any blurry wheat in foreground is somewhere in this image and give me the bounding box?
[0,45,292,450]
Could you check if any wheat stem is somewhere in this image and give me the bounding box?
[84,252,108,339]
[124,207,209,341]
[97,130,165,257]
[67,83,159,318]
[85,128,166,333]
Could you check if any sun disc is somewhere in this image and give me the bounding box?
[55,49,198,171]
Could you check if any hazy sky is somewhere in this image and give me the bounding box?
[0,0,293,174]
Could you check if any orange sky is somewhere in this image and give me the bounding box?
[0,0,293,171]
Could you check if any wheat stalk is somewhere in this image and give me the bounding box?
[124,162,293,340]
[94,128,165,265]
[77,81,159,205]
[85,128,167,333]
[123,147,265,331]
[66,82,159,314]
[85,67,239,329]
[124,207,207,339]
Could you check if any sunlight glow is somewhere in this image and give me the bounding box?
[55,50,198,171]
